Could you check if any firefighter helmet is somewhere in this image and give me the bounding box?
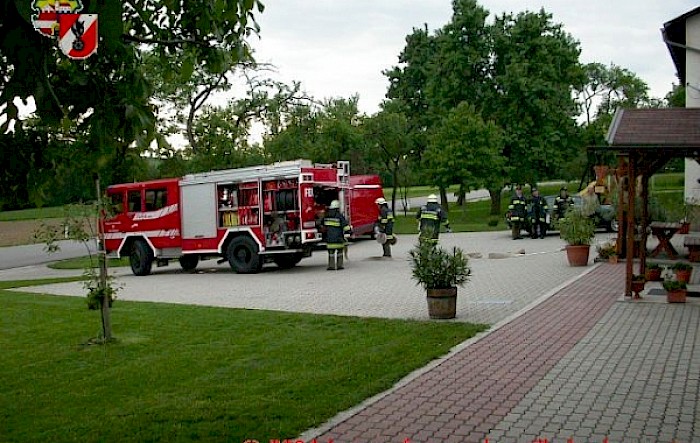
[329,200,340,209]
[375,197,387,205]
[427,194,438,203]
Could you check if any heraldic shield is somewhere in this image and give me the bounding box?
[58,14,98,60]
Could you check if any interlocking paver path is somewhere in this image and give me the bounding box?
[304,264,700,443]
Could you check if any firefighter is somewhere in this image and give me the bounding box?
[508,186,527,240]
[529,187,549,239]
[375,197,395,257]
[323,200,351,270]
[416,194,451,242]
[554,186,574,223]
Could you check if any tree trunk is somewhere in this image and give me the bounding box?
[95,177,112,342]
[457,185,466,206]
[390,160,399,215]
[439,187,449,214]
[488,187,502,216]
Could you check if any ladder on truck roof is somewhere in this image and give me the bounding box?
[180,160,313,185]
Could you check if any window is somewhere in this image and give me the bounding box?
[109,192,124,214]
[145,188,168,211]
[127,191,142,212]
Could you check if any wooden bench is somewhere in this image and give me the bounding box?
[684,235,700,262]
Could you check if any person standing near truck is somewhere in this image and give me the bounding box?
[508,186,527,240]
[529,188,549,239]
[375,197,395,257]
[416,194,451,242]
[322,200,351,270]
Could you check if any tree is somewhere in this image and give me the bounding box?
[363,102,413,212]
[424,103,504,214]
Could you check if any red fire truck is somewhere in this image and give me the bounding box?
[104,160,383,276]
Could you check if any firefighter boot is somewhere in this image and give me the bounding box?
[337,252,344,270]
[327,250,336,270]
[382,243,392,258]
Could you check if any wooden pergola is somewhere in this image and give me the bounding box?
[595,108,700,297]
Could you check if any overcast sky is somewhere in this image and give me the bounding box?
[248,0,697,115]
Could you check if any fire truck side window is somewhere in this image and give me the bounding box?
[109,192,124,214]
[127,191,142,212]
[145,188,168,211]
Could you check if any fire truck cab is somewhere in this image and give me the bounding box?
[104,160,383,276]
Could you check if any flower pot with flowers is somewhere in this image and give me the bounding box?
[596,241,618,263]
[663,280,687,303]
[672,262,693,284]
[410,240,470,319]
[631,274,646,299]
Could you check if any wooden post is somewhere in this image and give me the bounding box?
[640,173,650,277]
[616,154,626,257]
[625,154,636,297]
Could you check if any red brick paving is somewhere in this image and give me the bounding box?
[313,264,624,443]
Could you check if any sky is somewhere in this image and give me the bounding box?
[247,0,698,115]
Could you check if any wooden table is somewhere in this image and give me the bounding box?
[649,222,682,258]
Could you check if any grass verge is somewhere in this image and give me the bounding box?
[0,206,66,221]
[0,291,487,443]
[48,255,131,270]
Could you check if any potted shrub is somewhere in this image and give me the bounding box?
[559,207,596,266]
[645,263,663,282]
[663,280,687,303]
[672,262,693,284]
[409,241,470,319]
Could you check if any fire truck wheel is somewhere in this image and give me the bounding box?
[130,239,153,276]
[226,236,262,274]
[273,253,303,269]
[178,255,199,272]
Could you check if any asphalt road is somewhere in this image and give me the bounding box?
[0,240,96,270]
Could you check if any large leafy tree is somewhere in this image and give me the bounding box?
[363,101,413,212]
[424,103,504,214]
[385,0,584,214]
[1,0,265,184]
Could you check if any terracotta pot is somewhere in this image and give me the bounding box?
[631,280,645,299]
[426,287,457,319]
[608,255,618,264]
[565,245,590,267]
[680,222,690,235]
[667,289,687,303]
[645,268,662,282]
[675,269,692,284]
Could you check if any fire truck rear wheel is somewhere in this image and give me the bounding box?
[226,236,262,274]
[179,255,199,272]
[273,253,303,269]
[130,239,153,276]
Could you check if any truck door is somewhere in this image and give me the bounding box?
[180,183,217,240]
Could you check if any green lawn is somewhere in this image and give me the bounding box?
[0,288,487,443]
[48,255,131,270]
[0,206,66,221]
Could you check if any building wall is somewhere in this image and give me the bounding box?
[685,14,700,203]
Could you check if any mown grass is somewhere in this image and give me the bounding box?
[0,206,66,221]
[48,255,131,270]
[0,289,487,443]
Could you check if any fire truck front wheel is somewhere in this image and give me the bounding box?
[130,239,154,276]
[226,236,262,274]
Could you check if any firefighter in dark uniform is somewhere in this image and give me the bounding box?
[375,197,395,257]
[529,187,549,239]
[508,186,527,240]
[416,194,451,243]
[323,200,351,270]
[554,186,574,224]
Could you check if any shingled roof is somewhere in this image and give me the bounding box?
[605,108,700,147]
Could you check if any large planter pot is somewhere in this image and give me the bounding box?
[675,269,692,284]
[667,289,687,303]
[565,245,590,267]
[426,287,457,319]
[645,268,662,282]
